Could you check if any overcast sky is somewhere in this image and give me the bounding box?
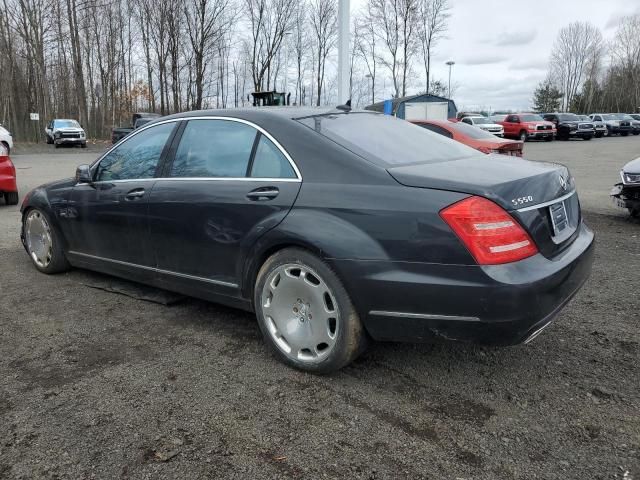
[350,0,638,110]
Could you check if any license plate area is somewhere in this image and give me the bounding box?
[549,201,569,236]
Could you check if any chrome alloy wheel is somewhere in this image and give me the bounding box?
[25,210,53,268]
[261,264,340,363]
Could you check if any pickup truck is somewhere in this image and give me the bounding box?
[45,119,87,148]
[498,113,556,142]
[542,113,594,141]
[111,113,161,144]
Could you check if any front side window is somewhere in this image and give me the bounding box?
[171,119,257,178]
[96,122,175,181]
[250,135,296,178]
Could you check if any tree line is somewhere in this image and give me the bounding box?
[533,16,640,114]
[0,0,450,141]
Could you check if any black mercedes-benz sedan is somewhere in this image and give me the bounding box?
[20,108,594,372]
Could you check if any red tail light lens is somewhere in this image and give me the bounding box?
[440,196,538,265]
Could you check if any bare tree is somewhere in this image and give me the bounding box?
[550,21,603,111]
[355,3,377,104]
[309,0,337,106]
[417,0,450,94]
[245,0,296,92]
[368,0,419,98]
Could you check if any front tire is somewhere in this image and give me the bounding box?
[23,209,70,274]
[254,248,367,373]
[583,136,592,141]
[622,132,629,136]
[519,130,528,142]
[4,192,18,205]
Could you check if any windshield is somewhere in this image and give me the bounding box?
[54,120,80,128]
[449,121,502,140]
[602,114,616,120]
[490,115,507,122]
[297,113,477,167]
[621,114,634,120]
[578,115,590,121]
[558,114,580,121]
[520,114,544,122]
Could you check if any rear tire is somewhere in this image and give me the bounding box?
[23,208,70,274]
[4,192,18,205]
[254,248,368,373]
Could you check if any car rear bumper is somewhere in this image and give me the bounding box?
[334,221,594,345]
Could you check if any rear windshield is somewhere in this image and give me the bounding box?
[296,113,477,166]
[448,121,500,139]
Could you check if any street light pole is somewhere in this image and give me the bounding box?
[446,60,455,99]
[365,74,372,104]
[338,0,350,104]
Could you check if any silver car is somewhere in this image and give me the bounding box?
[460,116,504,137]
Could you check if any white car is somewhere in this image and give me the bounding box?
[0,124,13,154]
[45,119,87,148]
[460,116,504,137]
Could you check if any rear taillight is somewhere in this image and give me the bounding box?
[440,196,538,265]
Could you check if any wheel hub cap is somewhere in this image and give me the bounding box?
[261,264,340,363]
[25,211,53,268]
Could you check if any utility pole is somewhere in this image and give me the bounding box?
[446,60,455,99]
[338,0,350,104]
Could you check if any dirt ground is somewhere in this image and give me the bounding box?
[0,137,638,479]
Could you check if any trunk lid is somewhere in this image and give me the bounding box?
[387,154,581,258]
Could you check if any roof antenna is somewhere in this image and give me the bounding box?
[336,99,352,112]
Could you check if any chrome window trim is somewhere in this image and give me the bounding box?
[68,251,239,288]
[93,116,302,182]
[369,310,481,322]
[517,190,576,212]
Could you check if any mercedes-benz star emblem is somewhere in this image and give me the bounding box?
[559,174,568,190]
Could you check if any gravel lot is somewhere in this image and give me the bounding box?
[0,138,638,479]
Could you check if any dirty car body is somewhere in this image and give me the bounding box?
[21,109,594,348]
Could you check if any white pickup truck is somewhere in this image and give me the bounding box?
[45,119,87,148]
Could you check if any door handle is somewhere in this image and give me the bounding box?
[125,188,146,200]
[246,187,279,201]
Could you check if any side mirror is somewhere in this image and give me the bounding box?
[75,164,92,183]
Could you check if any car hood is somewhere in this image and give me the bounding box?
[387,154,571,212]
[623,157,640,174]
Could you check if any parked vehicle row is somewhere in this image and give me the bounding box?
[19,107,595,372]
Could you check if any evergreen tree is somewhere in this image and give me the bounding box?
[532,80,563,112]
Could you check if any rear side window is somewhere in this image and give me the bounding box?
[171,119,257,178]
[250,135,296,178]
[96,122,175,181]
[297,113,476,167]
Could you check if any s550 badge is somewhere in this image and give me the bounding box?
[512,196,534,206]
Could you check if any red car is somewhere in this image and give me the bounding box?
[411,120,524,156]
[498,113,556,142]
[0,143,18,205]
